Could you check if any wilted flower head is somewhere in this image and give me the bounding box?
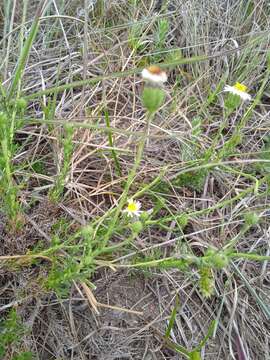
[123,198,142,218]
[142,65,167,85]
[224,82,251,101]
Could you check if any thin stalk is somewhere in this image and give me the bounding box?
[18,0,29,93]
[231,263,270,319]
[23,44,260,101]
[102,112,154,245]
[3,0,16,80]
[230,253,270,262]
[8,0,47,98]
[147,173,267,226]
[221,164,259,194]
[111,256,192,269]
[104,108,122,176]
[165,295,180,339]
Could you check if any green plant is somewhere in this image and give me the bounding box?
[0,110,22,225]
[12,352,33,360]
[0,0,46,227]
[111,241,270,298]
[0,309,32,359]
[155,18,169,49]
[128,22,145,53]
[172,168,207,192]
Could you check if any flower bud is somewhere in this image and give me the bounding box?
[142,87,166,113]
[130,221,143,234]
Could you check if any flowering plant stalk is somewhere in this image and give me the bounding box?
[102,111,155,246]
[102,66,167,245]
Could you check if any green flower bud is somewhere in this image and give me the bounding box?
[140,209,153,221]
[244,212,259,226]
[224,93,241,110]
[82,255,93,266]
[205,247,216,257]
[177,214,188,229]
[211,253,229,269]
[142,87,166,113]
[190,352,201,360]
[130,221,143,234]
[81,225,94,238]
[199,267,214,298]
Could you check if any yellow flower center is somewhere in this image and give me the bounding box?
[233,82,248,92]
[127,202,137,212]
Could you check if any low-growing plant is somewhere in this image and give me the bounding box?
[0,308,32,359]
[0,0,46,228]
[0,110,21,225]
[1,2,270,356]
[21,207,270,299]
[0,97,28,228]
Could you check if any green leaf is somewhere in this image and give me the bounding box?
[165,295,180,339]
[8,1,46,98]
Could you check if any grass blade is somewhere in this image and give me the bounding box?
[104,108,122,177]
[165,294,180,339]
[8,0,48,98]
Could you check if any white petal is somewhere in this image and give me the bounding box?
[123,209,134,217]
[224,85,234,93]
[141,69,167,83]
[134,201,141,211]
[238,92,251,101]
[223,85,251,101]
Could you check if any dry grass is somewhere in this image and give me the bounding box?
[0,0,270,359]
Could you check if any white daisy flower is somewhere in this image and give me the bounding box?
[123,198,142,218]
[142,65,167,85]
[224,82,251,101]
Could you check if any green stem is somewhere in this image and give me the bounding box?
[230,253,270,262]
[113,255,195,268]
[221,164,259,194]
[147,174,267,226]
[102,112,154,245]
[94,234,136,256]
[8,0,47,98]
[205,112,229,161]
[104,108,122,176]
[22,41,264,101]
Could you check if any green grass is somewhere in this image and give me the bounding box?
[0,0,270,358]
